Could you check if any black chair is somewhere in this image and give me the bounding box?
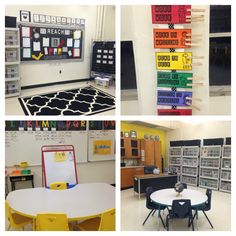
[182,183,187,189]
[191,189,213,228]
[144,165,156,174]
[142,187,166,228]
[166,199,194,231]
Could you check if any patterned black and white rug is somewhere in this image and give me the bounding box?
[18,85,115,116]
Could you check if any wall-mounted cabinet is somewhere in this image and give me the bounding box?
[120,137,141,158]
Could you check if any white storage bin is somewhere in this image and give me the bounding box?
[5,65,19,78]
[5,49,18,62]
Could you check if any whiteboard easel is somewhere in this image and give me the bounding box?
[42,145,78,188]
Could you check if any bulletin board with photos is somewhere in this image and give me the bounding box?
[19,23,84,61]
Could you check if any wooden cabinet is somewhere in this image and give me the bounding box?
[141,140,155,165]
[121,167,144,188]
[154,141,162,170]
[141,140,162,172]
[120,138,141,158]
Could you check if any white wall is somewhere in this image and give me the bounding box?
[165,121,231,160]
[5,5,115,87]
[121,5,230,115]
[6,161,115,192]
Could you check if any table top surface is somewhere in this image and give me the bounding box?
[7,183,115,220]
[151,188,208,207]
[134,173,178,179]
[9,173,34,177]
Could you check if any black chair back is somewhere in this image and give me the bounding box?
[144,165,156,174]
[145,187,156,209]
[205,189,212,210]
[172,199,192,218]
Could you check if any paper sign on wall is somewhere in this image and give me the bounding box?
[93,140,112,155]
[156,52,192,70]
[54,152,67,162]
[157,90,192,106]
[157,72,193,88]
[151,5,191,24]
[153,29,191,48]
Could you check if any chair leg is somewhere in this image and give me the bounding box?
[191,217,194,231]
[142,209,154,225]
[166,215,169,231]
[159,214,166,228]
[188,211,197,227]
[203,211,214,228]
[152,209,157,216]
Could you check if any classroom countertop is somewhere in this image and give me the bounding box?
[121,165,144,169]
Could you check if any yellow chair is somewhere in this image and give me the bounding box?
[35,213,69,231]
[76,208,115,231]
[50,182,67,190]
[5,200,33,231]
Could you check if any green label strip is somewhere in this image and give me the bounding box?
[157,72,193,88]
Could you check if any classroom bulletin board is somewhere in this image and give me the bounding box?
[19,23,84,61]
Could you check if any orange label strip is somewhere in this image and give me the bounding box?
[153,29,191,49]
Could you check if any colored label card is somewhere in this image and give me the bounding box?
[156,52,192,70]
[157,72,193,88]
[158,109,192,115]
[153,29,191,49]
[157,90,192,106]
[151,5,191,24]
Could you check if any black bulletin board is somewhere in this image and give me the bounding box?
[19,23,84,61]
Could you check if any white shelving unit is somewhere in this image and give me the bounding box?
[168,147,182,179]
[199,145,221,190]
[5,27,21,97]
[181,146,199,186]
[220,145,231,193]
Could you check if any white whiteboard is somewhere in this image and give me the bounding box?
[42,146,77,188]
[5,130,87,166]
[88,130,115,161]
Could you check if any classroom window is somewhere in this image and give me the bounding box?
[209,5,231,96]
